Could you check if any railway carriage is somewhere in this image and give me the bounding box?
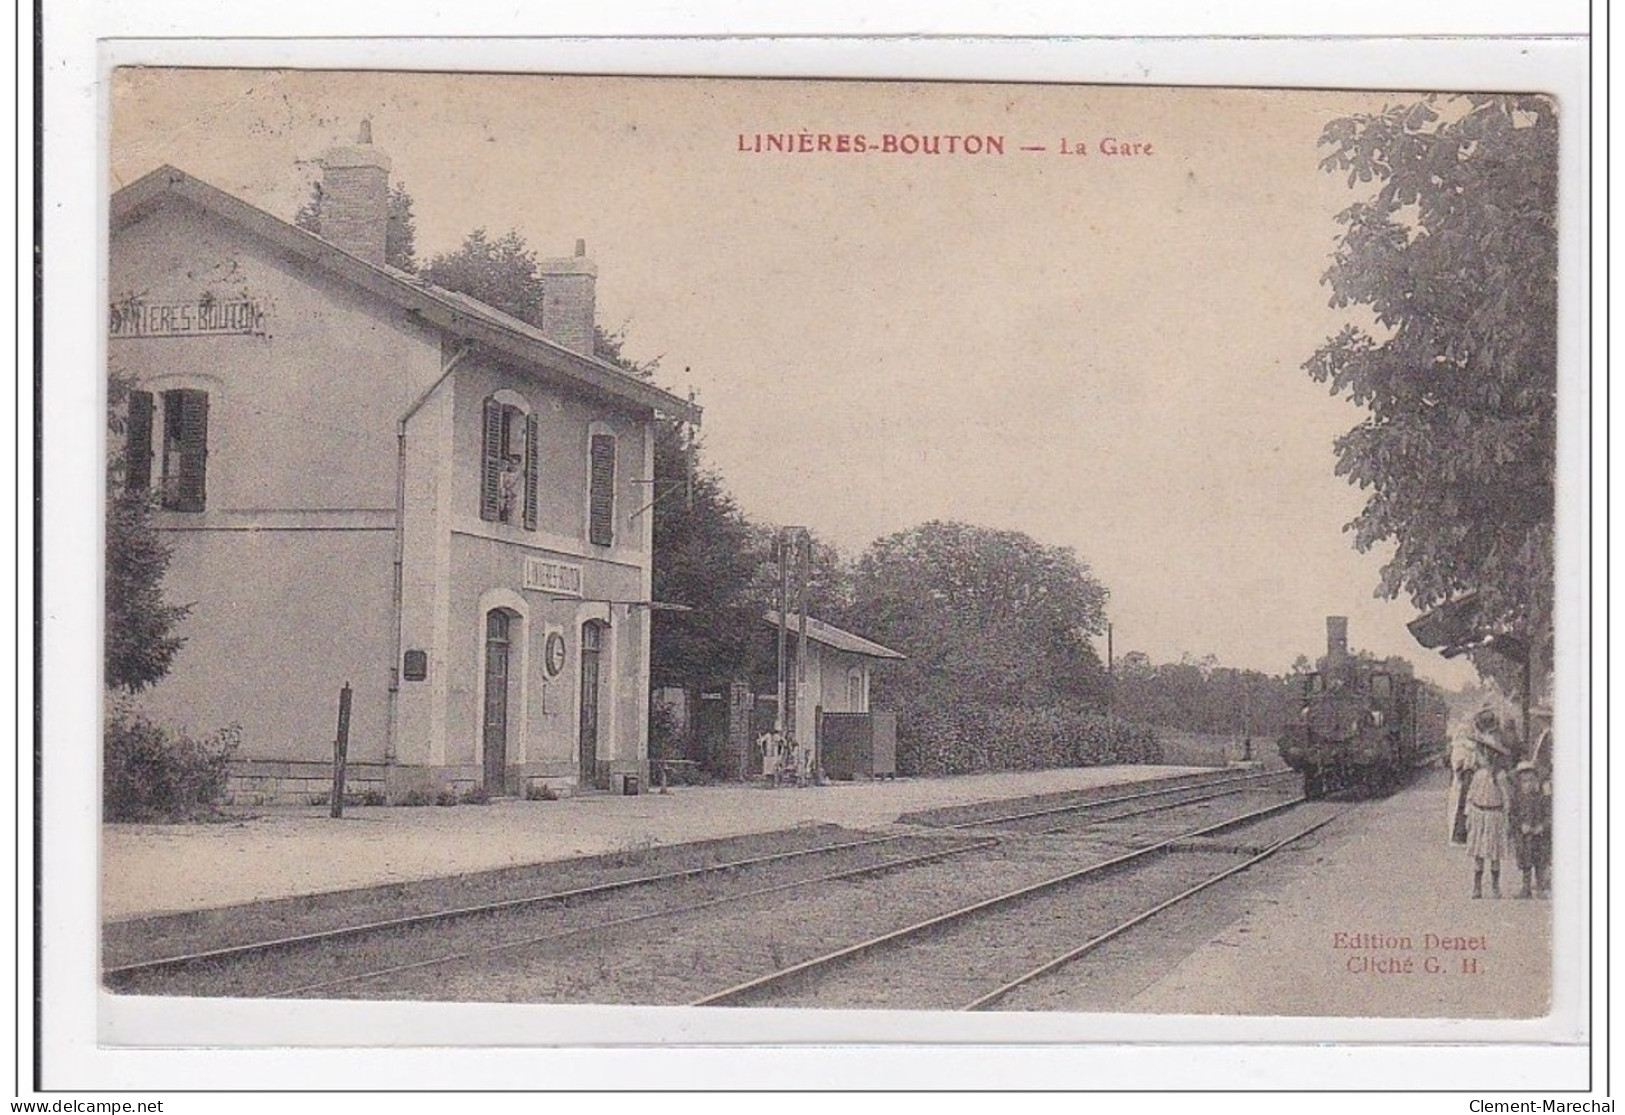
[1278,617,1448,798]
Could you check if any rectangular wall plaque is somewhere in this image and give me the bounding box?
[523,557,584,597]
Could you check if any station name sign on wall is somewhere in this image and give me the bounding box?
[524,558,584,597]
[110,299,267,338]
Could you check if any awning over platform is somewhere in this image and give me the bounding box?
[1407,593,1527,663]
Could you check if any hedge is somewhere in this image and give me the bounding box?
[104,704,240,822]
[896,701,1161,777]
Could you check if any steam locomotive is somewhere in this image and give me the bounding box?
[1278,617,1449,798]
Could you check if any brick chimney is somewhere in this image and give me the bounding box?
[539,239,598,357]
[318,120,391,267]
[1326,616,1349,668]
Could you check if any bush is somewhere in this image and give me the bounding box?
[525,781,560,801]
[895,700,1161,778]
[459,784,491,805]
[104,706,239,822]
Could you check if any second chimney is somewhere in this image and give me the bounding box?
[539,239,598,357]
[318,121,391,267]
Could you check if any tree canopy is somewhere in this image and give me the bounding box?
[106,372,188,691]
[851,521,1109,710]
[1113,654,1289,738]
[422,228,544,324]
[295,180,419,273]
[1305,95,1558,676]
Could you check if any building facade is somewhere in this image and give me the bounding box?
[109,135,700,801]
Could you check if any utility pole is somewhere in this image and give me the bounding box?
[775,528,789,737]
[1106,621,1114,716]
[796,529,812,780]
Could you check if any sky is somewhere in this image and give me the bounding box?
[109,68,1486,688]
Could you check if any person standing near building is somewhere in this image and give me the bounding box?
[1446,720,1476,846]
[1464,710,1515,898]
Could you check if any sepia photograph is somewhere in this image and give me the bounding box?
[92,66,1579,1033]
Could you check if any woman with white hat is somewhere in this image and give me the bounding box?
[1464,709,1516,898]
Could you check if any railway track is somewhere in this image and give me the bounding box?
[104,829,986,994]
[106,767,1309,1005]
[939,768,1298,836]
[691,797,1346,1011]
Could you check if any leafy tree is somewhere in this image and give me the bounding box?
[1306,95,1557,680]
[850,520,1110,711]
[1112,652,1289,737]
[295,180,419,272]
[745,527,853,622]
[423,229,542,323]
[106,372,188,691]
[648,447,764,690]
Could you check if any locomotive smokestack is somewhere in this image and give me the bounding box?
[1327,616,1349,668]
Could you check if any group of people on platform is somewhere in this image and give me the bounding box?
[1447,708,1552,900]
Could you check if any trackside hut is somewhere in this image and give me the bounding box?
[109,136,700,801]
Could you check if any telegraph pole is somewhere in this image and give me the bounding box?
[796,529,812,780]
[1106,622,1114,716]
[775,528,789,736]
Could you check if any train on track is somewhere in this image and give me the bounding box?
[1278,616,1449,798]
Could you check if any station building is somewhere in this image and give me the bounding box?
[109,131,700,801]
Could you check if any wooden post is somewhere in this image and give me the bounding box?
[330,682,353,818]
[1106,621,1114,717]
[797,530,814,782]
[775,529,789,736]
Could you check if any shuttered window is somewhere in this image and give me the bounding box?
[480,396,503,522]
[588,433,615,547]
[160,389,208,512]
[125,390,154,493]
[523,412,539,532]
[482,395,539,531]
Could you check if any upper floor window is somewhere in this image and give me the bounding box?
[588,432,615,547]
[126,387,208,512]
[481,395,539,531]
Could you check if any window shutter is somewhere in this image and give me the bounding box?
[171,389,209,512]
[480,396,502,522]
[126,390,153,493]
[588,433,615,546]
[523,411,540,531]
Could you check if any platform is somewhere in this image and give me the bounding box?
[101,763,1205,921]
[1127,767,1555,1018]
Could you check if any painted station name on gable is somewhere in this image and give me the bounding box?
[110,298,266,339]
[524,557,584,598]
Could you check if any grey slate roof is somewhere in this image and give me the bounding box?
[762,611,906,660]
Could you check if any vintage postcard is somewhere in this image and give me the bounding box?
[68,41,1590,1088]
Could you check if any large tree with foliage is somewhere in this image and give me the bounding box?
[422,228,546,321]
[1306,95,1558,679]
[851,520,1110,710]
[106,372,189,691]
[1113,652,1289,737]
[295,180,419,272]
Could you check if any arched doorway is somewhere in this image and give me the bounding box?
[579,620,606,786]
[482,609,516,793]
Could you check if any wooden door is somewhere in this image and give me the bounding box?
[482,610,512,792]
[579,621,602,786]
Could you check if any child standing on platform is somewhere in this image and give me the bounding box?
[1464,710,1515,899]
[1511,760,1552,898]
